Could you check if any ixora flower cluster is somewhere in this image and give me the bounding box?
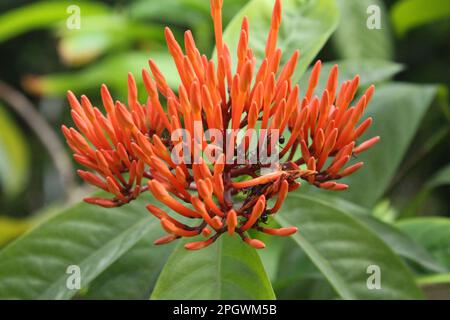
[62,0,379,250]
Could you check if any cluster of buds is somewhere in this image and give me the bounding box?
[63,0,379,250]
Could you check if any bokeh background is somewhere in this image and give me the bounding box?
[0,0,449,297]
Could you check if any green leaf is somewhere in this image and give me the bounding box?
[0,195,168,299]
[151,236,275,300]
[401,164,450,218]
[130,0,248,24]
[307,193,444,270]
[221,0,339,82]
[427,165,450,189]
[300,194,445,273]
[82,233,174,300]
[274,239,336,299]
[298,59,404,96]
[57,15,163,66]
[0,216,32,247]
[0,1,109,42]
[249,226,285,282]
[391,0,450,36]
[274,207,445,297]
[26,52,179,97]
[416,273,450,286]
[332,0,394,60]
[397,217,450,270]
[355,214,446,273]
[275,193,424,299]
[130,0,210,24]
[0,105,30,197]
[130,0,248,53]
[372,200,398,223]
[275,194,444,297]
[340,83,437,208]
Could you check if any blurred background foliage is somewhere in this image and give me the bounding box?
[0,0,449,299]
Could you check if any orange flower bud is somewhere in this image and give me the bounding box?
[232,172,284,189]
[241,196,266,231]
[244,237,266,249]
[259,226,298,236]
[185,238,214,250]
[154,235,179,245]
[84,197,118,208]
[226,210,238,235]
[354,136,380,154]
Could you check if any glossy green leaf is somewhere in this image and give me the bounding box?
[274,206,445,298]
[0,195,168,299]
[274,239,336,299]
[82,233,174,300]
[297,194,444,273]
[391,0,450,36]
[151,236,275,300]
[0,105,30,197]
[356,214,445,273]
[339,83,437,208]
[397,217,450,270]
[0,1,109,42]
[250,226,286,282]
[298,59,404,96]
[275,193,424,299]
[332,0,394,60]
[270,194,441,296]
[222,0,339,82]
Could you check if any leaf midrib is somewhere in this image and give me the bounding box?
[216,237,223,299]
[38,216,156,299]
[274,214,356,299]
[276,192,422,299]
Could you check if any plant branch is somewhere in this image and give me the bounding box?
[0,80,75,197]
